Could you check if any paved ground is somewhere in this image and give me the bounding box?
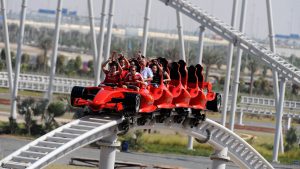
[0,136,298,169]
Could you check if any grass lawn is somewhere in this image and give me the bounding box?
[126,129,300,165]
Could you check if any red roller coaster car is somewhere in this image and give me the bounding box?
[71,61,221,124]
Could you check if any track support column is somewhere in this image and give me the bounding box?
[176,9,186,61]
[87,0,98,82]
[103,0,115,62]
[47,0,63,101]
[229,0,247,131]
[11,0,28,124]
[99,134,120,169]
[196,25,205,65]
[221,0,238,126]
[238,111,244,125]
[286,117,291,130]
[210,147,230,169]
[142,0,152,56]
[187,135,193,150]
[0,0,13,108]
[96,0,107,83]
[272,78,286,162]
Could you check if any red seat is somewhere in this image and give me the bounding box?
[188,65,206,110]
[195,64,215,102]
[169,62,191,108]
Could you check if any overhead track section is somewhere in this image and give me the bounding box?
[158,0,300,85]
[0,115,123,169]
[133,118,274,169]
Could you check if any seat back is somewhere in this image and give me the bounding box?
[187,65,198,88]
[195,64,204,88]
[178,60,187,87]
[170,62,181,86]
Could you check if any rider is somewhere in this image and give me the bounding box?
[123,66,144,91]
[101,52,122,85]
[117,53,130,80]
[139,58,153,85]
[150,60,171,87]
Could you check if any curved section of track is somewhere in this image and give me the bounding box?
[0,115,123,169]
[0,115,274,169]
[132,118,274,169]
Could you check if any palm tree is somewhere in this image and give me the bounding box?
[44,101,66,131]
[17,97,43,135]
[246,54,260,95]
[202,48,223,81]
[38,36,52,72]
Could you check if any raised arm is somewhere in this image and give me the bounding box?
[163,71,171,83]
[101,59,110,74]
[123,57,130,69]
[116,59,123,74]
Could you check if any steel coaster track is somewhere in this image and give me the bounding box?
[133,117,274,169]
[0,115,274,169]
[158,0,300,85]
[0,115,123,169]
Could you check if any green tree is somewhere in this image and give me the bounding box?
[75,56,82,69]
[44,101,66,131]
[246,54,260,95]
[285,127,298,151]
[17,98,43,135]
[0,49,5,70]
[87,60,94,77]
[66,59,76,76]
[38,36,52,72]
[36,55,47,71]
[292,84,300,95]
[202,48,222,81]
[0,49,5,60]
[56,55,66,74]
[20,53,31,73]
[21,53,30,63]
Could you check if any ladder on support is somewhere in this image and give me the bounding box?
[159,0,300,85]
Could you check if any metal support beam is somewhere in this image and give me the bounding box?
[272,78,286,162]
[141,0,152,56]
[187,135,193,150]
[0,0,13,96]
[10,0,27,119]
[11,0,28,121]
[266,0,284,155]
[103,0,115,62]
[286,117,291,130]
[99,134,120,169]
[210,147,230,169]
[87,0,98,84]
[196,25,205,65]
[47,0,63,101]
[221,0,239,126]
[229,0,247,131]
[238,111,244,125]
[95,0,107,84]
[176,9,186,61]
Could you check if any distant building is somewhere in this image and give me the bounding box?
[38,8,77,17]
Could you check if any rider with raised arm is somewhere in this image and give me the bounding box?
[101,52,122,85]
[150,59,171,87]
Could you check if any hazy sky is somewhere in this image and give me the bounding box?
[4,0,300,39]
